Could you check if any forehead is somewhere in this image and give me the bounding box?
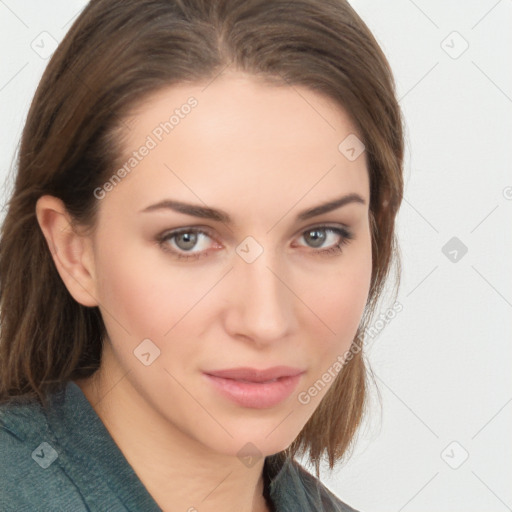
[106,72,369,221]
[125,72,362,153]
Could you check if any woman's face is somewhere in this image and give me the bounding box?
[84,72,372,458]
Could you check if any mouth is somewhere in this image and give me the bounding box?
[202,367,305,409]
[204,365,305,383]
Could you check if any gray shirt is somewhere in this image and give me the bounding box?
[0,381,359,511]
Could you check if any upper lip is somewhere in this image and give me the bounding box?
[204,366,305,383]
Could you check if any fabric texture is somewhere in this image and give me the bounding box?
[0,380,359,511]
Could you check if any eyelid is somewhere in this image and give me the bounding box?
[297,221,351,234]
[292,225,353,249]
[157,223,350,243]
[156,223,354,259]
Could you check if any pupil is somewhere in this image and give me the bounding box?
[307,229,325,248]
[177,232,197,251]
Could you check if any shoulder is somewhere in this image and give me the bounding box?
[267,454,361,512]
[0,395,88,511]
[291,459,361,512]
[0,396,49,478]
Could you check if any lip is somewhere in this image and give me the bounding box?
[204,366,304,382]
[203,366,305,409]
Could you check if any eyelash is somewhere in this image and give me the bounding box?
[156,225,354,261]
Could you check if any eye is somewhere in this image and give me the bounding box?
[156,227,218,260]
[294,225,354,256]
[156,224,354,261]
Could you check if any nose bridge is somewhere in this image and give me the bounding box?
[229,237,292,342]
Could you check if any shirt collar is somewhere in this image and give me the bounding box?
[1,380,298,511]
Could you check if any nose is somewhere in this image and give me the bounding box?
[223,244,295,346]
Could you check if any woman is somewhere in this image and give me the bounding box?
[0,0,403,510]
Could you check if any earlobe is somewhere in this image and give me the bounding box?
[35,195,99,308]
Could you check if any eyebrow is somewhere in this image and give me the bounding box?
[139,193,366,223]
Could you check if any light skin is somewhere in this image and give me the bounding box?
[36,71,372,512]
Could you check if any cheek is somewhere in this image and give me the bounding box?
[93,231,206,341]
[306,251,372,353]
[94,223,372,350]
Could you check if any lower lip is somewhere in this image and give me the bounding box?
[203,373,303,409]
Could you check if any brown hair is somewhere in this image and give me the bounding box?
[0,0,403,477]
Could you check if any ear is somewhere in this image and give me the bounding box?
[35,195,99,307]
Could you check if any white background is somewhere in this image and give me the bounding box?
[1,1,511,511]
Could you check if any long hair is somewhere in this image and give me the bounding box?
[0,0,404,478]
